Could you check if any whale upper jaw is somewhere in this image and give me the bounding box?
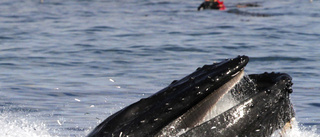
[87,55,294,137]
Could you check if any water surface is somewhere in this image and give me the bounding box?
[0,0,319,136]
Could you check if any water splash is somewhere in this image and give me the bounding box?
[0,107,319,137]
[272,118,319,137]
[0,112,53,137]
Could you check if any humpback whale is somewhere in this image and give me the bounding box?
[88,55,295,137]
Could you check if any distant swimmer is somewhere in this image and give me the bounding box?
[197,0,226,11]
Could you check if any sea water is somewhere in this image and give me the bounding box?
[0,0,319,136]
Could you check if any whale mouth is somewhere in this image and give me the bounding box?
[87,56,295,137]
[158,70,295,137]
[179,72,295,137]
[157,69,245,136]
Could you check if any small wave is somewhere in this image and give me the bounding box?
[0,36,14,40]
[308,103,320,108]
[250,56,310,62]
[161,45,207,53]
[0,47,25,52]
[217,25,235,29]
[185,32,223,36]
[113,33,146,37]
[0,63,16,66]
[227,9,271,17]
[74,44,95,48]
[222,45,255,50]
[143,1,177,6]
[84,26,115,32]
[91,49,133,54]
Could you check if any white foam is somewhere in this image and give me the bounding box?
[271,119,320,137]
[0,112,53,137]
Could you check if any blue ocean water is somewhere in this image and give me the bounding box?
[0,0,319,136]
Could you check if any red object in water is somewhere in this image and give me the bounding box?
[217,0,226,10]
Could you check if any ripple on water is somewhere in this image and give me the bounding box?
[84,26,115,32]
[0,36,14,40]
[250,56,311,62]
[160,44,208,53]
[308,103,320,108]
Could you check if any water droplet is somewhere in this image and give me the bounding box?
[109,79,115,82]
[57,120,62,125]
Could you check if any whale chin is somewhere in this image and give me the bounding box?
[88,55,295,137]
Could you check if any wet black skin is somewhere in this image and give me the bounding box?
[197,1,221,11]
[87,56,294,137]
[88,56,249,137]
[182,72,294,136]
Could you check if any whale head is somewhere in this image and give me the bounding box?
[88,55,294,137]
